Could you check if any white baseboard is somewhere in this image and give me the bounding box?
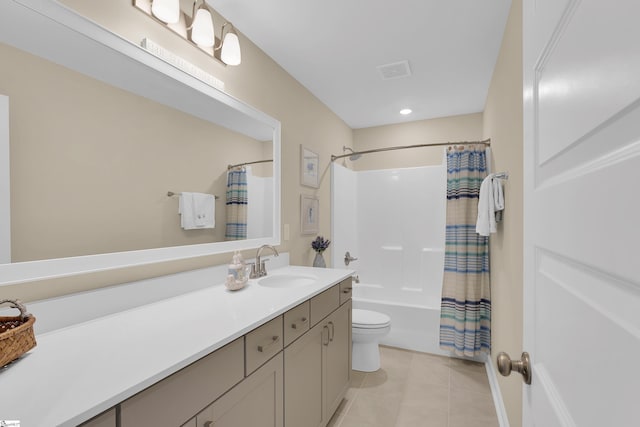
[485,358,511,427]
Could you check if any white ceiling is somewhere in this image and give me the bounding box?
[210,0,512,129]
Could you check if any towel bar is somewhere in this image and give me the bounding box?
[167,191,219,199]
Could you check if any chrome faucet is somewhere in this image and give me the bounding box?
[251,244,279,278]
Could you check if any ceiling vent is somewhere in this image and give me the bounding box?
[376,60,412,80]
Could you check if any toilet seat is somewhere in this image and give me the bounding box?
[352,309,391,329]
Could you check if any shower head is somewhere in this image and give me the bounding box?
[343,146,362,161]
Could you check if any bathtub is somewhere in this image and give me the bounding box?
[352,283,447,356]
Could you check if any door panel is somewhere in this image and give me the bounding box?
[536,1,640,163]
[324,301,351,421]
[524,0,640,426]
[198,353,283,427]
[284,322,324,427]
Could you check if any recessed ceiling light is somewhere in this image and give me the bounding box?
[399,108,412,115]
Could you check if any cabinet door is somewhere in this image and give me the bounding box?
[284,320,325,427]
[196,352,283,427]
[324,300,352,422]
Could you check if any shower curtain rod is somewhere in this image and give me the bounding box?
[330,138,491,162]
[227,159,273,170]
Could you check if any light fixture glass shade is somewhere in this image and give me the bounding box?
[191,7,215,47]
[221,29,241,66]
[151,0,180,24]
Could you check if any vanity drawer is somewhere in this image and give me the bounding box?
[121,337,244,427]
[79,408,116,427]
[245,315,284,375]
[339,277,353,305]
[310,285,340,326]
[284,301,310,347]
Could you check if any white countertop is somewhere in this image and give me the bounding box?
[0,263,352,426]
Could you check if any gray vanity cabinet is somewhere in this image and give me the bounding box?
[193,353,283,427]
[284,278,352,427]
[84,278,350,427]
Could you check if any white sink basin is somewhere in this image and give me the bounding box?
[257,274,318,288]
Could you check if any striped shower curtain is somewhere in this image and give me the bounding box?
[225,168,248,240]
[439,146,491,357]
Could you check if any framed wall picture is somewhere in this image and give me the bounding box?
[300,145,320,188]
[300,194,319,234]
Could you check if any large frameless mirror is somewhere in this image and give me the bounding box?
[0,0,281,286]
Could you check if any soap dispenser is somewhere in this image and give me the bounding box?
[225,251,248,291]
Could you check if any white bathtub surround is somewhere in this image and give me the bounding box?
[246,166,274,239]
[0,257,353,426]
[331,163,446,353]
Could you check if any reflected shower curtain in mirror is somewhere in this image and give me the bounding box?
[225,168,248,240]
[439,146,491,357]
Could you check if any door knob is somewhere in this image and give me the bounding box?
[344,251,358,266]
[497,351,532,385]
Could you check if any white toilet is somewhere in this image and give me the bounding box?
[352,309,391,372]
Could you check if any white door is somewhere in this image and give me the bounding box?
[523,0,640,426]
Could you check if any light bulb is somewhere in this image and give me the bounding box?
[221,30,241,66]
[151,0,180,24]
[191,7,214,47]
[400,108,412,115]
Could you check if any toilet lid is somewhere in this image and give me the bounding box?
[352,309,391,328]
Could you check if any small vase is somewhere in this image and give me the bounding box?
[313,252,326,268]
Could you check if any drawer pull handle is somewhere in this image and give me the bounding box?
[291,317,308,329]
[204,421,213,427]
[328,321,335,342]
[323,325,330,346]
[257,335,280,353]
[342,288,352,294]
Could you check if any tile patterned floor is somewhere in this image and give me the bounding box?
[328,346,499,427]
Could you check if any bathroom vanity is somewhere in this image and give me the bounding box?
[0,264,353,427]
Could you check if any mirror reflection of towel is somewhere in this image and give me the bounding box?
[179,192,215,229]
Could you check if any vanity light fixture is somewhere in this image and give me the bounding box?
[218,23,241,66]
[151,0,180,24]
[189,1,215,48]
[142,0,242,66]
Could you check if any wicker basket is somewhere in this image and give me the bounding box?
[0,299,37,367]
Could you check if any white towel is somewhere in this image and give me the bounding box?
[476,174,504,236]
[179,192,215,229]
[492,177,504,211]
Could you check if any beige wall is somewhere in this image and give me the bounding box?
[0,0,352,301]
[351,113,483,169]
[483,0,524,425]
[0,42,266,262]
